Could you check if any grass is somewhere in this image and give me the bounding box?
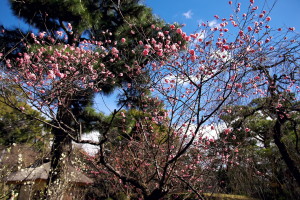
[202,193,257,200]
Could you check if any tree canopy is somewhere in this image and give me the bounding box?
[0,99,46,146]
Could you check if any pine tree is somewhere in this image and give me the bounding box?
[0,99,47,147]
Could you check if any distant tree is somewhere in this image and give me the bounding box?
[0,99,46,147]
[216,96,300,198]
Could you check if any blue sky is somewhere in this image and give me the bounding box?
[0,0,27,30]
[145,0,300,34]
[1,0,300,114]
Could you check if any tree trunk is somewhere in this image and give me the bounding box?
[273,116,300,186]
[44,106,73,199]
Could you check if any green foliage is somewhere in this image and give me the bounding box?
[0,100,47,147]
[217,97,300,199]
[10,0,93,34]
[105,99,169,143]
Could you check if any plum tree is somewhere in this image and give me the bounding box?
[1,0,300,199]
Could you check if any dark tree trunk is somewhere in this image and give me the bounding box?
[273,115,300,186]
[47,128,72,184]
[44,106,73,198]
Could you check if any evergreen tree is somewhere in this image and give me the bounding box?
[0,99,47,147]
[217,97,300,198]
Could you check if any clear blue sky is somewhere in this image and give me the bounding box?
[145,0,300,34]
[1,0,299,114]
